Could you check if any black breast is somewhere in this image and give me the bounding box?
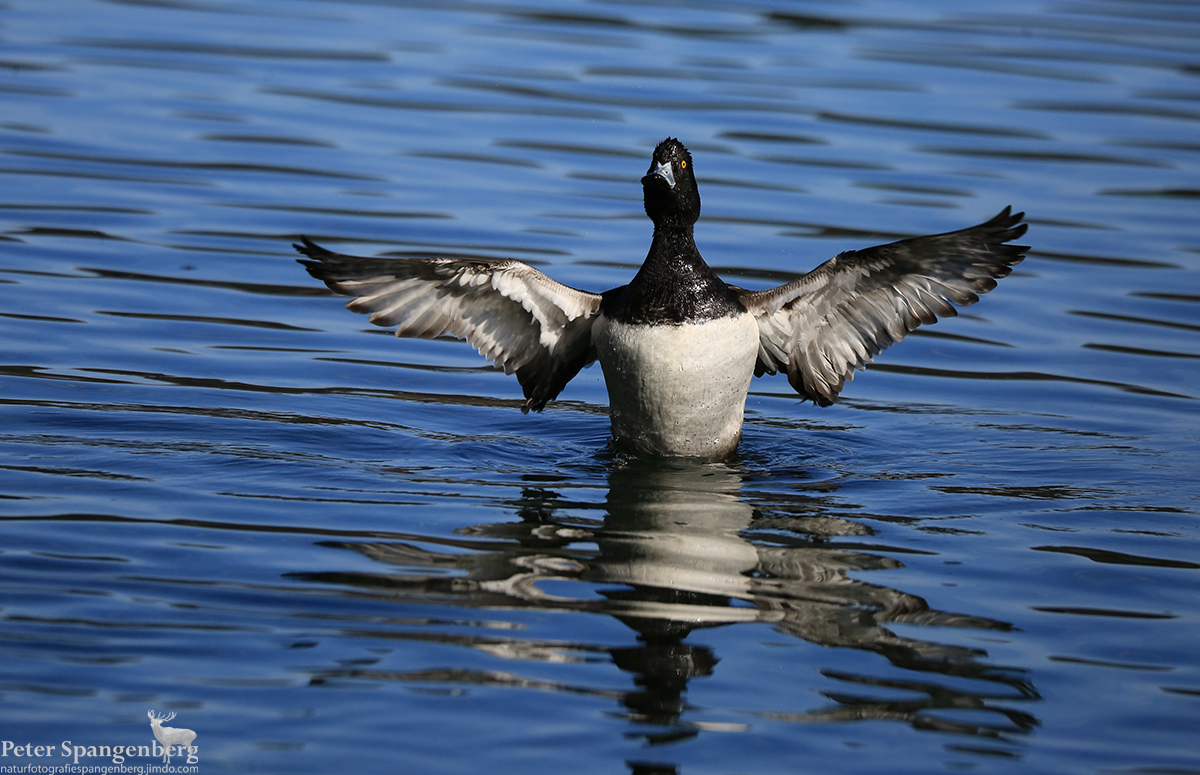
[601,231,746,325]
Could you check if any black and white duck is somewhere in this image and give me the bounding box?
[297,137,1027,459]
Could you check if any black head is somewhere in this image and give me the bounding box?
[641,137,701,227]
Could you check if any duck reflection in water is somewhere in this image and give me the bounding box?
[296,461,1038,744]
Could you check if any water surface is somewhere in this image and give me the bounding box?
[2,1,1199,773]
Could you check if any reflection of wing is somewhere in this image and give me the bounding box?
[296,238,603,412]
[736,207,1028,405]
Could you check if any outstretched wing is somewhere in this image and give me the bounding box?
[736,207,1028,406]
[296,238,603,412]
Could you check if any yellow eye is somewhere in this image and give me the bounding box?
[680,160,687,169]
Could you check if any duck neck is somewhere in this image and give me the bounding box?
[603,223,746,325]
[644,223,708,278]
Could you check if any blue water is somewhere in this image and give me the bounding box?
[2,1,1199,773]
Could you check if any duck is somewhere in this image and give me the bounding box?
[297,137,1027,459]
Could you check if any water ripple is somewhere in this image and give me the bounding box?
[2,0,1198,772]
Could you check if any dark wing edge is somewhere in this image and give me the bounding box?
[736,207,1029,406]
[295,237,603,412]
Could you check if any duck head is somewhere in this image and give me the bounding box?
[642,137,701,228]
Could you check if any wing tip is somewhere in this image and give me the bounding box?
[978,207,1030,270]
[293,235,333,263]
[996,205,1029,246]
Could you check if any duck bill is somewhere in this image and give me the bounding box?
[641,160,675,189]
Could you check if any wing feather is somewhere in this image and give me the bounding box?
[737,207,1028,405]
[296,238,602,411]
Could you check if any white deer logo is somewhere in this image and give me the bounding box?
[147,710,197,763]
